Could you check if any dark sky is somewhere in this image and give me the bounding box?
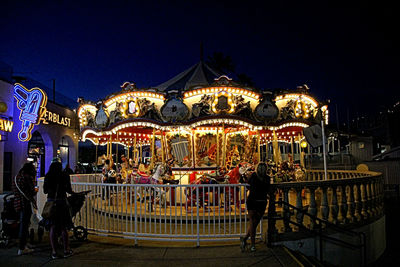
[0,1,398,123]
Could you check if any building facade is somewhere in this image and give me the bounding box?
[0,69,79,193]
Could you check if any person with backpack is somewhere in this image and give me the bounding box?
[43,158,75,259]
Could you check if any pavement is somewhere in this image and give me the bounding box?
[0,192,301,267]
[0,233,301,267]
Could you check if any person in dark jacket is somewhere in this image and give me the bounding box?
[12,162,37,255]
[43,159,75,259]
[240,162,270,252]
[63,164,74,175]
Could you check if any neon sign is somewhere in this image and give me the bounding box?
[14,83,47,141]
[0,118,13,132]
[42,111,72,127]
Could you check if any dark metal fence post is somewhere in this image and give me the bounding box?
[267,187,277,247]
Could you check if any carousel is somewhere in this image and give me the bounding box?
[77,61,328,187]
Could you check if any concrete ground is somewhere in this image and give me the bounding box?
[0,233,301,267]
[1,192,302,267]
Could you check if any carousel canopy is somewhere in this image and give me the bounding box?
[155,61,221,92]
[77,60,328,151]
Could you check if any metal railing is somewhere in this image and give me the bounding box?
[37,169,383,249]
[60,180,262,246]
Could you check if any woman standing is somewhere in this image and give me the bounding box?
[43,158,74,259]
[12,162,37,255]
[240,162,270,252]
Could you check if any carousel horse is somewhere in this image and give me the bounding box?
[185,163,253,212]
[185,167,229,212]
[185,173,220,212]
[132,163,169,210]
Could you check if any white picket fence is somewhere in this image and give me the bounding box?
[37,174,263,246]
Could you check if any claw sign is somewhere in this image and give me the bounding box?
[14,83,47,141]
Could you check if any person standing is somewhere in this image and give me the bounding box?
[12,162,38,255]
[43,158,75,259]
[63,164,74,175]
[240,162,270,252]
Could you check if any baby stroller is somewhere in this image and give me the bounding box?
[67,190,91,241]
[0,193,44,247]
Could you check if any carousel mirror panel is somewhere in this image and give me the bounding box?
[225,134,246,169]
[245,135,259,165]
[225,133,259,169]
[154,137,163,163]
[195,133,217,167]
[167,134,192,167]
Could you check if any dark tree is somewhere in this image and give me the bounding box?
[237,73,254,87]
[207,52,255,88]
[206,52,236,74]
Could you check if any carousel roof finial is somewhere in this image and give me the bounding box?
[121,82,136,91]
[200,42,204,62]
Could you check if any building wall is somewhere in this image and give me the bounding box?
[350,136,373,163]
[366,160,400,185]
[0,80,15,193]
[0,81,79,193]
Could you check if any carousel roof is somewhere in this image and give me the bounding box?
[77,58,329,147]
[155,61,221,92]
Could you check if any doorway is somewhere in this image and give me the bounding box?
[28,131,46,178]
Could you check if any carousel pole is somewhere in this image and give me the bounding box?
[321,120,328,180]
[140,141,142,163]
[133,136,136,163]
[272,129,281,164]
[110,135,113,165]
[257,131,261,163]
[291,136,294,162]
[245,131,251,162]
[161,131,165,164]
[133,136,139,164]
[106,136,109,157]
[116,132,119,166]
[216,127,220,166]
[150,128,156,169]
[298,133,305,168]
[222,123,226,167]
[108,135,111,158]
[127,143,130,160]
[95,138,98,171]
[192,129,196,167]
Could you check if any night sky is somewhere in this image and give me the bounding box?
[1,1,398,123]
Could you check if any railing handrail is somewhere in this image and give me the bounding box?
[275,200,367,266]
[278,200,363,237]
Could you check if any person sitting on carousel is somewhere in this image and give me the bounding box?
[276,160,295,182]
[165,157,174,176]
[137,160,149,176]
[120,154,129,182]
[101,160,117,199]
[185,169,217,213]
[294,164,305,181]
[102,159,112,181]
[162,157,179,184]
[116,173,124,184]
